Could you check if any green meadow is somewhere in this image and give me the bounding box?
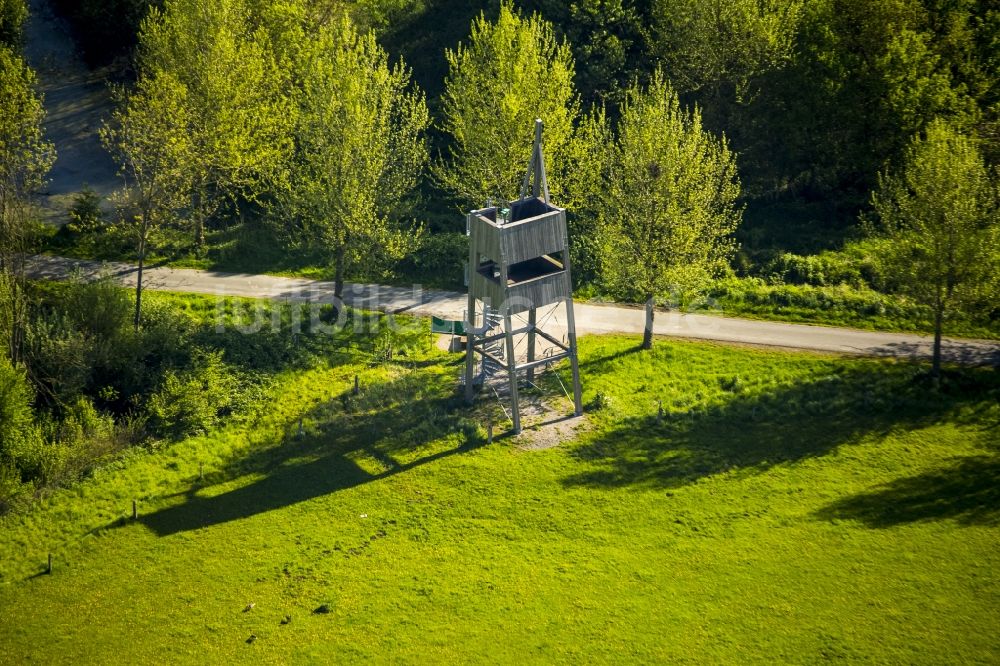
[1,319,998,663]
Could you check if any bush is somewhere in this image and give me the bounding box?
[0,355,41,469]
[22,310,92,408]
[39,397,121,487]
[146,350,237,439]
[66,187,105,235]
[0,459,29,513]
[708,276,949,332]
[764,252,865,288]
[64,273,132,342]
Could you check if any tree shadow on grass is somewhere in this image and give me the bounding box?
[562,355,999,495]
[138,370,482,537]
[814,455,1000,527]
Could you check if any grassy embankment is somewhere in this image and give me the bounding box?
[1,291,997,662]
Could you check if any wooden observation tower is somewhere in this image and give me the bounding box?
[463,120,583,434]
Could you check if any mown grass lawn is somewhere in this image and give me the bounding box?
[1,330,997,663]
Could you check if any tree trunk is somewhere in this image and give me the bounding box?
[334,244,346,301]
[642,295,654,350]
[195,215,205,252]
[134,223,147,332]
[193,188,206,253]
[932,303,943,379]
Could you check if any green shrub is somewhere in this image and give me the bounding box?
[0,355,41,468]
[764,252,864,287]
[64,274,132,339]
[66,187,105,235]
[707,276,962,334]
[42,398,121,486]
[0,459,29,513]
[22,310,92,408]
[146,350,237,439]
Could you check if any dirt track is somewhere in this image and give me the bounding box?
[24,254,1000,366]
[22,0,119,222]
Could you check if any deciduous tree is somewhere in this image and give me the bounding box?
[599,71,741,349]
[138,0,290,251]
[281,16,429,300]
[437,1,579,210]
[869,119,999,376]
[101,71,193,330]
[0,46,54,362]
[651,0,803,103]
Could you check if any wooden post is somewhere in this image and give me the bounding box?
[132,500,137,520]
[353,374,359,395]
[464,213,479,405]
[47,553,52,574]
[503,308,521,435]
[563,298,584,417]
[526,307,537,382]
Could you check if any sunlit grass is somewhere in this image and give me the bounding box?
[1,329,997,663]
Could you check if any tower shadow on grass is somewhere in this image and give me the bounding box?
[138,370,483,537]
[561,354,999,511]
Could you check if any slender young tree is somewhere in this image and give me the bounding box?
[437,1,579,209]
[138,0,290,252]
[0,46,54,363]
[869,119,999,376]
[101,72,194,330]
[599,70,741,349]
[281,16,429,300]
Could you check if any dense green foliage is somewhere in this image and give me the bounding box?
[0,0,25,46]
[138,0,290,251]
[0,335,997,660]
[12,0,986,339]
[0,44,54,371]
[0,46,53,262]
[36,0,994,339]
